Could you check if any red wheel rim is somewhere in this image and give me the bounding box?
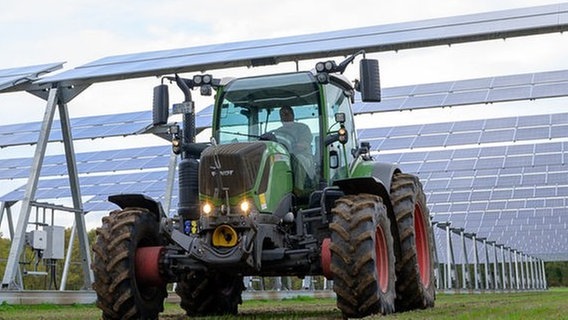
[135,246,166,287]
[414,204,431,287]
[375,225,389,293]
[321,238,333,279]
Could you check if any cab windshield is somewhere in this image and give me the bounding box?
[215,72,321,147]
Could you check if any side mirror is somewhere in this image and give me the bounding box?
[359,59,381,102]
[152,84,169,125]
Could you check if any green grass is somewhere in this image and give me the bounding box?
[0,288,566,319]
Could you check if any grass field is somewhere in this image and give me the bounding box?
[0,288,566,319]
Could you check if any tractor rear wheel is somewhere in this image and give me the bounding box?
[390,173,436,311]
[329,194,396,318]
[92,208,167,320]
[176,271,244,316]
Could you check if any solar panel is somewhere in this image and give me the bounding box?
[0,146,172,180]
[0,62,63,92]
[550,124,568,139]
[412,134,448,148]
[445,131,481,146]
[37,3,568,86]
[515,127,550,141]
[0,169,170,202]
[0,111,151,147]
[354,69,568,114]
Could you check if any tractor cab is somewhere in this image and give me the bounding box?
[212,70,364,204]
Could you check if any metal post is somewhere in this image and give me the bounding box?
[529,256,538,289]
[0,202,5,233]
[507,247,514,291]
[525,256,530,289]
[513,250,520,290]
[525,254,532,289]
[536,258,541,289]
[431,222,442,291]
[58,101,94,289]
[483,239,491,290]
[1,202,22,288]
[472,234,480,290]
[460,230,469,289]
[445,224,454,290]
[540,260,548,290]
[5,203,15,239]
[2,87,59,289]
[500,245,507,290]
[60,222,76,291]
[491,242,500,290]
[519,253,526,289]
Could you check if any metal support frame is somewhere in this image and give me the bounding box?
[2,88,58,289]
[482,239,491,290]
[540,260,548,290]
[431,221,442,291]
[443,223,455,290]
[524,254,531,289]
[1,87,93,290]
[529,256,536,289]
[519,253,526,289]
[58,99,93,289]
[500,245,507,290]
[535,258,541,289]
[472,234,480,290]
[459,230,470,289]
[60,222,76,291]
[514,250,520,290]
[0,201,17,239]
[491,242,500,290]
[506,247,514,290]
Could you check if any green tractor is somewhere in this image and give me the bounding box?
[92,52,436,319]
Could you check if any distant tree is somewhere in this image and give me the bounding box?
[545,261,568,287]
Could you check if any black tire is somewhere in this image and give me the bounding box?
[329,194,396,318]
[92,208,167,320]
[390,173,436,311]
[176,271,244,316]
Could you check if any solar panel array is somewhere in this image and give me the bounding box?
[38,3,568,86]
[371,112,568,261]
[0,145,170,181]
[1,170,174,213]
[1,109,565,260]
[354,70,568,114]
[360,112,568,151]
[0,110,151,147]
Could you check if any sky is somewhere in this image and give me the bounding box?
[1,0,568,232]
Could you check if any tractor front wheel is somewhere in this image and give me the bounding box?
[92,208,167,320]
[329,194,396,318]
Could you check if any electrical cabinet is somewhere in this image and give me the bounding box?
[43,226,65,260]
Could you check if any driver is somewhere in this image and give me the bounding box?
[275,106,312,154]
[274,106,315,197]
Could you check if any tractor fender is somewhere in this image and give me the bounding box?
[108,194,166,221]
[333,161,401,199]
[332,162,401,233]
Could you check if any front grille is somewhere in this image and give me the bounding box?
[199,142,266,197]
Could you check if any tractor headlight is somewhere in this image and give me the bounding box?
[202,202,213,215]
[239,200,251,214]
